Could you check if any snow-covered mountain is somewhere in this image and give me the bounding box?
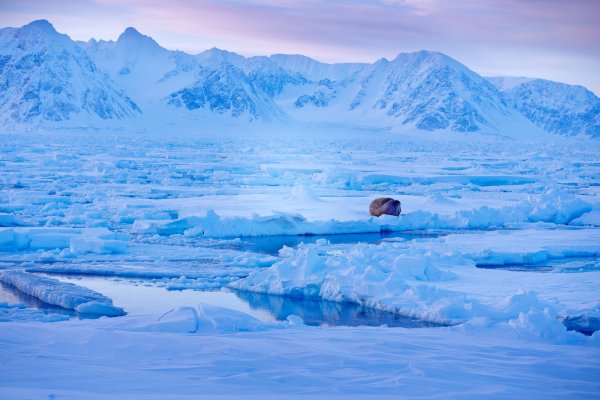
[81,31,302,121]
[74,26,554,135]
[0,20,140,129]
[277,51,534,133]
[167,62,289,121]
[0,20,597,138]
[488,77,600,138]
[80,27,197,108]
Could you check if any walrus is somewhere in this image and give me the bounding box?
[369,197,401,217]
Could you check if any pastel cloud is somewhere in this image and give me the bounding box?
[0,0,599,94]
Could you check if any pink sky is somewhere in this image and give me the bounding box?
[1,0,599,94]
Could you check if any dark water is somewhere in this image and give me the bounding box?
[237,230,444,255]
[562,315,600,336]
[476,256,600,273]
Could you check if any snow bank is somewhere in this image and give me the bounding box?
[131,188,592,238]
[0,270,125,316]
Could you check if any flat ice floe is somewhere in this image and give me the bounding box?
[131,187,593,238]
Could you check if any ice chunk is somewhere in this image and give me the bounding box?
[0,270,125,316]
[507,308,576,343]
[571,209,600,227]
[0,213,25,227]
[69,237,127,255]
[131,189,592,240]
[76,301,127,317]
[0,227,128,253]
[230,242,470,324]
[528,188,591,225]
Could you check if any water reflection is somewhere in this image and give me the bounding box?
[233,289,446,328]
[476,256,600,273]
[1,273,446,328]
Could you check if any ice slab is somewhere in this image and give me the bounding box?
[0,270,125,316]
[132,188,592,238]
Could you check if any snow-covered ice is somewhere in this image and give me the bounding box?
[0,270,125,316]
[1,129,599,398]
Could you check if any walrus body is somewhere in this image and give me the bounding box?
[369,197,401,217]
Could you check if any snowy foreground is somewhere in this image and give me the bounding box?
[1,130,600,398]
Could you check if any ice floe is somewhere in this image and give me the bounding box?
[0,270,125,316]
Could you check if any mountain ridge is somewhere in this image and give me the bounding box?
[1,20,597,139]
[488,77,600,138]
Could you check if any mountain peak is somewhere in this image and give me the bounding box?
[120,27,142,38]
[116,27,161,49]
[197,47,245,66]
[21,19,59,36]
[393,50,454,66]
[14,19,73,50]
[204,47,242,57]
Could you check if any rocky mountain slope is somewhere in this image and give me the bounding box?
[0,20,140,129]
[489,77,600,138]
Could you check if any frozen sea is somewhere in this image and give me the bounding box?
[1,128,599,399]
